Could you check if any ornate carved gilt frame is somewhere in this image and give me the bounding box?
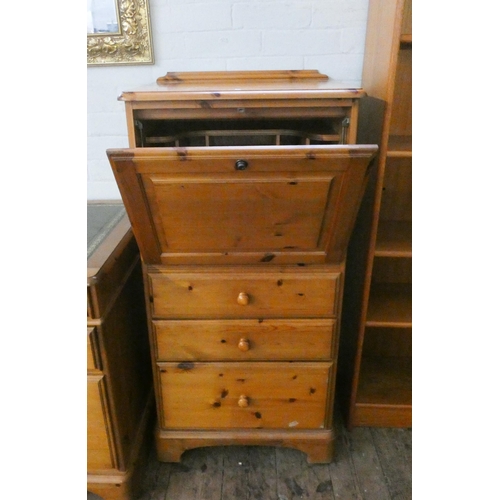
[87,0,154,66]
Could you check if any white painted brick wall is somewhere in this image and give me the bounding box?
[87,0,369,200]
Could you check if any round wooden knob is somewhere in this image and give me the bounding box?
[237,292,250,306]
[238,338,250,352]
[238,395,249,408]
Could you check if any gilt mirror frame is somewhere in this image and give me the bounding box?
[87,0,154,66]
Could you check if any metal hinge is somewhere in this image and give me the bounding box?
[340,117,350,144]
[135,120,145,147]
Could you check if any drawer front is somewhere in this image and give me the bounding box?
[87,235,139,320]
[87,327,101,371]
[157,362,332,430]
[149,269,339,319]
[153,318,335,361]
[87,374,116,470]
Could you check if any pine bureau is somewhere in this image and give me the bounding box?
[107,70,377,463]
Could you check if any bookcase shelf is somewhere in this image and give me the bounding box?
[375,220,412,257]
[387,135,412,157]
[354,355,412,427]
[357,355,412,406]
[366,283,412,327]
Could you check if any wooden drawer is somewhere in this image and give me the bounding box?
[88,374,116,470]
[153,318,335,361]
[148,267,339,319]
[87,327,101,371]
[157,362,332,430]
[87,228,139,320]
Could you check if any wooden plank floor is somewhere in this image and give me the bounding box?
[126,420,411,500]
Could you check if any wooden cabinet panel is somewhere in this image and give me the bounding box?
[107,146,376,265]
[87,216,138,320]
[157,362,332,430]
[87,374,115,470]
[379,157,412,222]
[389,48,412,136]
[149,268,339,319]
[143,172,339,252]
[87,327,100,371]
[153,318,335,361]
